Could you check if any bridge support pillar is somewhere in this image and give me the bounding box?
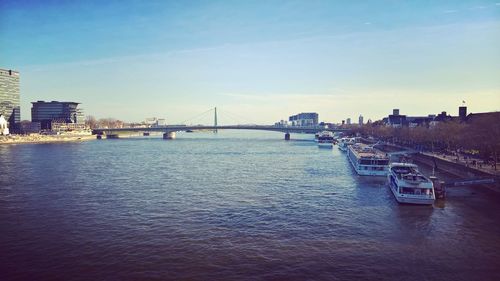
[163,131,176,140]
[284,132,290,141]
[106,134,119,139]
[96,134,103,140]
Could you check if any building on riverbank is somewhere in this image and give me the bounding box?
[0,114,10,135]
[0,68,21,131]
[288,112,319,126]
[31,101,85,130]
[17,121,41,134]
[382,107,479,128]
[465,111,500,124]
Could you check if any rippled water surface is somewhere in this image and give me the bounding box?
[1,131,500,280]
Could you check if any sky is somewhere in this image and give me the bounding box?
[1,0,499,124]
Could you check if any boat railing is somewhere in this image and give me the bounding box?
[401,174,428,183]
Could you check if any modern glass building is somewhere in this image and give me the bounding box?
[288,112,319,126]
[31,101,85,129]
[0,68,21,130]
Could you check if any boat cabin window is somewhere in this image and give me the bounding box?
[360,159,388,166]
[377,160,389,165]
[400,188,433,195]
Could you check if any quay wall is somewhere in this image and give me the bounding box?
[374,142,499,190]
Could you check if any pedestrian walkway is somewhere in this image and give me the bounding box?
[422,151,499,176]
[377,141,499,177]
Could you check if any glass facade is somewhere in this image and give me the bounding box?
[288,112,319,126]
[31,101,85,130]
[0,68,21,129]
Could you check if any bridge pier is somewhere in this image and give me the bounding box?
[163,131,176,140]
[96,134,103,140]
[284,132,290,141]
[106,134,119,139]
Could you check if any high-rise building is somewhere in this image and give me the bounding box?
[346,118,351,125]
[0,68,21,130]
[31,101,84,130]
[358,115,364,125]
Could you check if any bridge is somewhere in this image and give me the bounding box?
[93,125,350,140]
[93,107,351,140]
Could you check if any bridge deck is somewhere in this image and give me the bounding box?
[94,125,350,134]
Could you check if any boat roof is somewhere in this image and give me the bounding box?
[350,143,388,159]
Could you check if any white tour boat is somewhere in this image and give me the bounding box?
[388,163,435,205]
[317,131,334,148]
[347,143,389,176]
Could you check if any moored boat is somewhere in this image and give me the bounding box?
[347,143,389,176]
[388,163,435,205]
[338,137,356,152]
[317,131,334,148]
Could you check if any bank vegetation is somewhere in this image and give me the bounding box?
[352,113,500,167]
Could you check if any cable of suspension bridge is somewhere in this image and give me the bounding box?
[216,108,259,125]
[177,107,215,125]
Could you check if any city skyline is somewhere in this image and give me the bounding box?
[1,0,499,123]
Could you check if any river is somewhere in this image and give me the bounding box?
[1,130,499,280]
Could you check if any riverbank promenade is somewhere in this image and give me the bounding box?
[421,151,500,177]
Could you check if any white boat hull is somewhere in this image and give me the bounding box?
[389,176,435,205]
[390,187,434,204]
[347,151,388,176]
[393,195,434,205]
[355,168,387,176]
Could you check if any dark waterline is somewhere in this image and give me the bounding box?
[1,131,499,281]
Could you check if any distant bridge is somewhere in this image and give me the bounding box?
[92,107,351,140]
[93,125,351,140]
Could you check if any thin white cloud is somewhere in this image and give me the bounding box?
[23,20,500,73]
[443,10,458,13]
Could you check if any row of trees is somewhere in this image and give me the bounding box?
[85,116,124,129]
[351,113,500,164]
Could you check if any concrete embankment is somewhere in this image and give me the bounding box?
[0,134,95,145]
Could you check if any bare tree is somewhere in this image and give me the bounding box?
[97,118,124,129]
[358,113,499,168]
[85,115,98,129]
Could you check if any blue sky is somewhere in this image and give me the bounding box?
[1,0,499,123]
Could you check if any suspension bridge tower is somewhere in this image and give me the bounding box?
[214,107,218,133]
